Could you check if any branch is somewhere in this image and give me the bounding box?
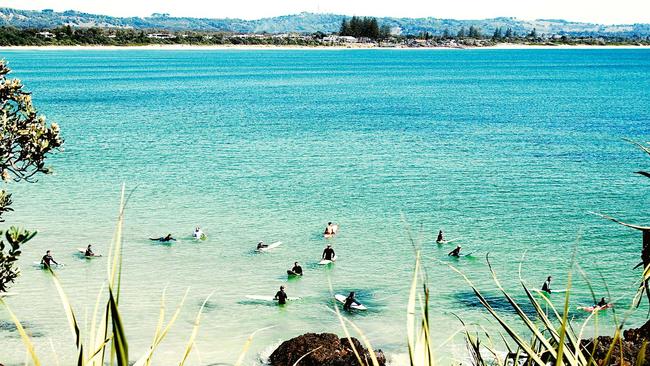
[635,171,650,179]
[624,138,650,156]
[590,212,650,231]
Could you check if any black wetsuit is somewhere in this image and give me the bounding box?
[292,265,303,275]
[343,295,360,311]
[597,298,607,307]
[448,247,461,257]
[437,232,444,242]
[275,290,288,305]
[541,280,552,293]
[85,249,93,256]
[322,248,335,260]
[41,254,57,267]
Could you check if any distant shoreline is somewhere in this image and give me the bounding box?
[2,43,650,51]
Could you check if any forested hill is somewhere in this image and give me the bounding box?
[1,7,650,37]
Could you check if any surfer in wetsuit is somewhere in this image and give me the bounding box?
[84,245,94,257]
[448,245,461,257]
[290,262,303,276]
[274,286,288,305]
[41,250,59,268]
[343,291,361,311]
[150,234,175,242]
[436,230,445,243]
[541,276,552,293]
[257,241,268,250]
[597,297,608,307]
[322,245,335,260]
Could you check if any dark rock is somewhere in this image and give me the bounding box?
[582,319,650,366]
[269,333,386,366]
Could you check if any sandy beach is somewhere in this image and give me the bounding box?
[2,43,650,51]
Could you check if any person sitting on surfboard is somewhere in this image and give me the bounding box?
[324,222,337,236]
[257,241,268,250]
[597,297,608,307]
[192,227,204,239]
[274,286,288,305]
[343,291,361,311]
[322,245,336,261]
[448,245,461,257]
[84,245,95,257]
[150,234,175,242]
[290,262,303,276]
[541,276,552,293]
[436,230,445,243]
[41,250,59,268]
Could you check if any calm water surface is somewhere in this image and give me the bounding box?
[0,48,649,365]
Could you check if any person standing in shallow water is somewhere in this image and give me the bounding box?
[274,286,288,305]
[542,276,552,293]
[322,245,336,260]
[41,250,58,268]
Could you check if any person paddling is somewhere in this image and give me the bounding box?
[541,276,553,293]
[274,286,288,305]
[290,262,303,276]
[84,244,95,257]
[150,234,175,242]
[343,291,361,311]
[322,245,336,261]
[448,245,461,257]
[436,230,445,243]
[41,250,59,268]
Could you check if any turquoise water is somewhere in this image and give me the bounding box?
[0,48,649,365]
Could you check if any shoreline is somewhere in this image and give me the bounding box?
[2,43,650,51]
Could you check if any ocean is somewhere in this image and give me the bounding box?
[0,48,649,365]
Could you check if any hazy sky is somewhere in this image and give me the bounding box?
[2,0,649,24]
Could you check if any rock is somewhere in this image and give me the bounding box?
[269,333,386,366]
[582,319,650,365]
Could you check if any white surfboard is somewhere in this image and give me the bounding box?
[319,255,337,265]
[256,241,282,252]
[77,248,102,257]
[0,292,16,298]
[335,294,367,310]
[245,295,300,302]
[33,261,64,269]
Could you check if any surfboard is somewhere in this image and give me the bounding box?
[77,248,102,258]
[324,224,339,238]
[33,262,64,269]
[334,294,367,310]
[256,241,282,252]
[578,303,613,312]
[287,270,302,276]
[437,237,462,245]
[0,292,16,297]
[245,295,300,302]
[319,255,337,265]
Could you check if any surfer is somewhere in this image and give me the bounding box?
[150,234,175,242]
[274,286,288,305]
[322,245,336,261]
[324,222,337,236]
[448,245,461,257]
[290,262,303,276]
[343,291,361,311]
[541,276,552,293]
[41,250,59,268]
[192,227,204,239]
[597,297,608,307]
[436,230,445,243]
[257,241,268,250]
[84,244,95,257]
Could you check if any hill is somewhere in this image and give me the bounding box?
[1,8,650,37]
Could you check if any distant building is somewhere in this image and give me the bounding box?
[36,31,56,39]
[146,33,176,39]
[322,35,357,43]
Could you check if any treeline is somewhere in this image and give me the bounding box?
[338,16,390,39]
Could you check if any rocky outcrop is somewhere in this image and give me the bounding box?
[269,333,386,366]
[582,320,650,366]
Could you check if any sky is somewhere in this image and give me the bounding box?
[1,0,649,24]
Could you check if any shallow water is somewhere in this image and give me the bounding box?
[0,48,649,365]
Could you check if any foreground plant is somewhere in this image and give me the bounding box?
[0,58,63,293]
